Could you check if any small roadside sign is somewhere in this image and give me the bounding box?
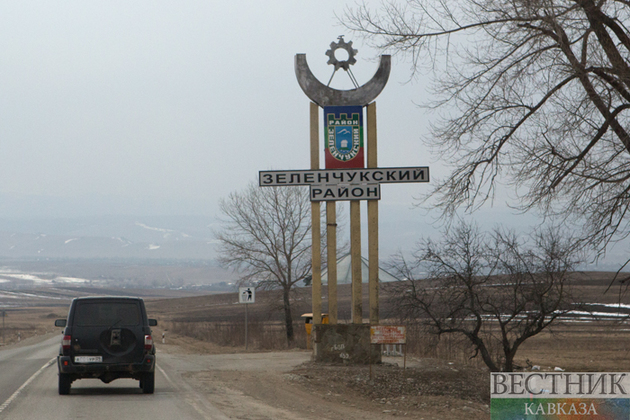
[370,325,406,344]
[239,287,255,350]
[239,287,255,304]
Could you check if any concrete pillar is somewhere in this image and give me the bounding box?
[310,102,322,326]
[367,102,379,325]
[326,201,337,324]
[351,201,362,324]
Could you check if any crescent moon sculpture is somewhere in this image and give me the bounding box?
[294,53,391,107]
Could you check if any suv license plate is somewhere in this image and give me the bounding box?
[74,356,103,363]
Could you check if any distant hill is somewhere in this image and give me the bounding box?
[0,215,218,260]
[0,258,237,309]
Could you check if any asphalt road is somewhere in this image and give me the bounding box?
[0,334,58,408]
[0,334,231,420]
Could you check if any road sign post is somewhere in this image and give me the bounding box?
[239,287,255,350]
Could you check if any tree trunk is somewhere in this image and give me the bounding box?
[283,287,294,344]
[504,351,515,373]
[470,334,499,372]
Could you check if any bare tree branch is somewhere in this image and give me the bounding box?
[389,222,583,371]
[214,183,314,342]
[343,0,630,254]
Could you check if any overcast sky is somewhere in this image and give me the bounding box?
[1,1,625,266]
[1,0,431,211]
[0,1,432,212]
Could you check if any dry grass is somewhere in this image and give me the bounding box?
[165,319,308,350]
[394,320,630,372]
[141,271,630,372]
[6,270,630,373]
[158,311,630,374]
[0,307,67,346]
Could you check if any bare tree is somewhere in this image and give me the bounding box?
[215,183,312,343]
[389,222,583,371]
[343,0,630,254]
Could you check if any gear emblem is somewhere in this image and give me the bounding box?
[325,36,358,71]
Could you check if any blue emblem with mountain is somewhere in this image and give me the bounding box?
[335,127,353,154]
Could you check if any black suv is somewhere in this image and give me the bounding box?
[54,296,158,395]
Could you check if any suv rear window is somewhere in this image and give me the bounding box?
[73,301,141,327]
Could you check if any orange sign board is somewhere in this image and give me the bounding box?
[370,326,406,344]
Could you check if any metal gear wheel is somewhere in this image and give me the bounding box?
[325,37,358,71]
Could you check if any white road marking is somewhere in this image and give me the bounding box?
[157,364,175,387]
[0,357,55,414]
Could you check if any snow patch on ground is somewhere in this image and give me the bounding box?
[584,302,630,310]
[136,222,174,234]
[0,268,90,285]
[135,222,192,239]
[53,276,89,284]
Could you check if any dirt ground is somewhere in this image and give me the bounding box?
[156,331,491,419]
[150,321,630,419]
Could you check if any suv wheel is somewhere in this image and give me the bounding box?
[59,374,71,395]
[141,371,154,394]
